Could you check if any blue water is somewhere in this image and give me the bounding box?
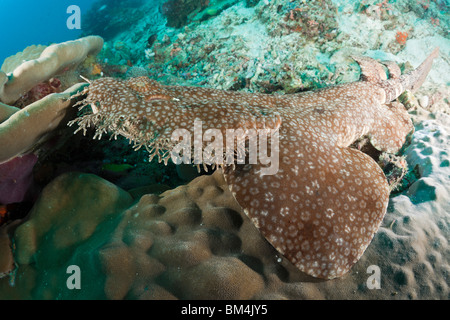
[0,0,98,63]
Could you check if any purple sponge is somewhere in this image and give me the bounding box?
[0,154,38,204]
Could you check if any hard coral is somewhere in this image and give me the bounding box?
[0,83,88,164]
[0,36,104,167]
[8,171,267,299]
[0,36,103,105]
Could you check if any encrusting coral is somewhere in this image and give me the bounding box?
[69,46,439,279]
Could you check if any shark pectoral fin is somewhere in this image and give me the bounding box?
[352,55,388,83]
[381,60,401,79]
[223,145,390,279]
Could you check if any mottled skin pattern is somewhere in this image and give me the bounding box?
[70,49,438,279]
[71,77,283,164]
[224,83,397,279]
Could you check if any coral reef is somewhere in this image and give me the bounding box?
[13,78,63,108]
[271,0,339,40]
[364,107,450,299]
[191,0,242,23]
[0,83,88,164]
[0,82,88,228]
[0,36,104,239]
[1,45,46,74]
[161,0,211,28]
[0,0,448,300]
[90,2,166,68]
[0,171,276,299]
[113,0,447,101]
[1,160,448,298]
[125,66,150,79]
[0,221,18,278]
